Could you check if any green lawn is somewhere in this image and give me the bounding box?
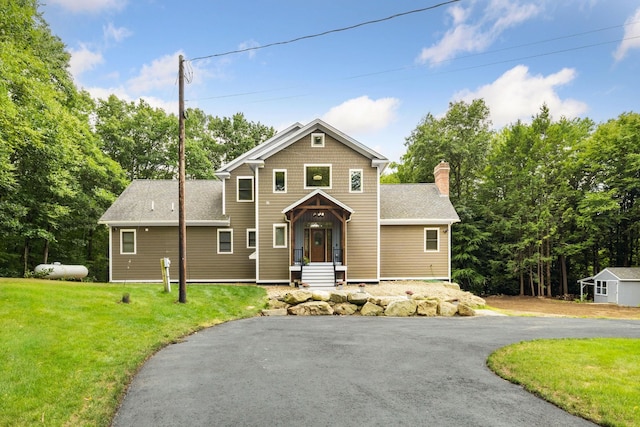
[0,279,266,426]
[488,338,640,427]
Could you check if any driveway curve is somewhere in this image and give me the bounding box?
[112,316,640,427]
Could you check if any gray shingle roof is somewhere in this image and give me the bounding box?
[605,267,640,281]
[380,183,460,224]
[98,180,228,226]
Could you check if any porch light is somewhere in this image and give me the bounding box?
[313,174,323,181]
[312,212,325,218]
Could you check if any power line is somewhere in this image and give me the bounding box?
[186,27,637,104]
[188,0,460,62]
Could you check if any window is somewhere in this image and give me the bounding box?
[247,229,256,249]
[218,229,233,254]
[237,177,254,202]
[311,132,325,147]
[305,164,331,189]
[120,229,136,254]
[424,228,439,252]
[596,280,608,296]
[273,224,287,248]
[273,169,287,193]
[350,169,363,193]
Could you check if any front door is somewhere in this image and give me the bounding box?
[310,229,326,262]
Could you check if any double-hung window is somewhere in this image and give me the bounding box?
[237,177,254,202]
[120,229,136,254]
[424,228,439,252]
[218,229,233,254]
[247,229,256,249]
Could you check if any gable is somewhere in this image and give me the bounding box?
[595,267,640,282]
[215,119,389,177]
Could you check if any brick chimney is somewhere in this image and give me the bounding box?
[433,161,450,197]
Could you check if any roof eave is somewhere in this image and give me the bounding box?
[380,218,460,225]
[98,219,231,227]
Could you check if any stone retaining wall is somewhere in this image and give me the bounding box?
[263,289,480,317]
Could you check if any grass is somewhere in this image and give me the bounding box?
[488,338,640,427]
[0,278,266,427]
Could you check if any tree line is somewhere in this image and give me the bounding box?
[390,100,640,296]
[0,1,274,279]
[2,2,638,293]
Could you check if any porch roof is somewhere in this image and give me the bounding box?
[281,189,354,214]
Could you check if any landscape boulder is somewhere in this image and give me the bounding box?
[283,290,312,305]
[385,299,418,317]
[333,302,359,315]
[347,292,370,306]
[288,301,334,316]
[457,303,476,316]
[438,301,458,317]
[360,302,384,316]
[416,299,438,316]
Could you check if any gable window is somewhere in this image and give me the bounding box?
[305,164,331,189]
[311,132,325,147]
[237,177,254,202]
[596,280,608,296]
[424,228,439,252]
[247,229,256,249]
[274,169,287,193]
[350,169,363,193]
[218,229,233,254]
[120,229,136,254]
[273,224,287,248]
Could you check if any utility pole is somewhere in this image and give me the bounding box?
[178,54,187,303]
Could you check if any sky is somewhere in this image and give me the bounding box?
[41,0,640,163]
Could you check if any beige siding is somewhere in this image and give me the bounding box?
[110,226,255,282]
[380,225,450,280]
[257,134,379,282]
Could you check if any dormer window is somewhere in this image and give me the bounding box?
[311,132,325,147]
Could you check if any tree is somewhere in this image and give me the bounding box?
[0,0,126,276]
[398,99,492,202]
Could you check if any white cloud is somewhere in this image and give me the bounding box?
[103,23,133,43]
[417,1,541,66]
[48,0,126,13]
[453,65,588,128]
[613,7,640,61]
[126,52,184,94]
[238,40,261,59]
[68,44,104,80]
[321,96,400,134]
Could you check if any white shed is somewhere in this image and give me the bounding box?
[579,267,640,306]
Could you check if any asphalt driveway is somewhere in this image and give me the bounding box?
[112,316,640,427]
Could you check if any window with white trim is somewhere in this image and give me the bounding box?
[424,228,439,252]
[350,169,363,193]
[237,177,254,202]
[218,229,233,254]
[596,280,608,296]
[273,169,287,193]
[247,229,256,249]
[305,164,331,189]
[311,132,325,147]
[273,224,287,248]
[120,229,136,254]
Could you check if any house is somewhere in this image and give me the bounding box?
[578,267,640,306]
[98,119,460,286]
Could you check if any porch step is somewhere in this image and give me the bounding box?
[301,263,335,288]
